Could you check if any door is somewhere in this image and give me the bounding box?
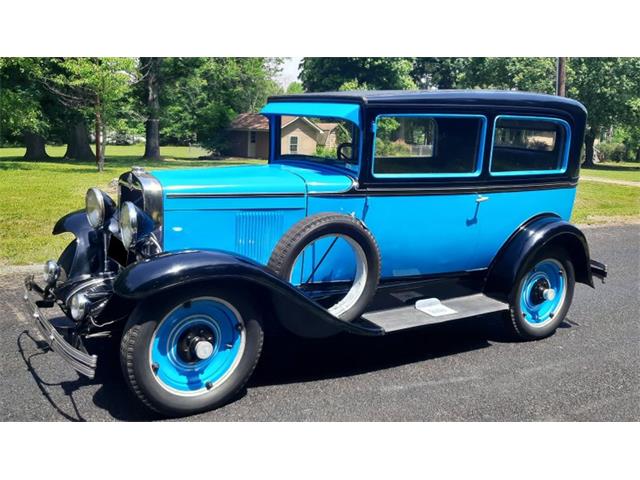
[247,131,257,157]
[364,113,488,279]
[475,115,575,266]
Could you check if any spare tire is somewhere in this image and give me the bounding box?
[267,213,381,321]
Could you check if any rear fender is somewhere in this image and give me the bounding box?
[484,215,594,301]
[113,249,383,338]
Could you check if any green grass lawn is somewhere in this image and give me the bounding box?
[0,146,638,265]
[0,145,263,265]
[581,161,640,182]
[572,180,640,224]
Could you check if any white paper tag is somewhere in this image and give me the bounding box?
[415,298,457,317]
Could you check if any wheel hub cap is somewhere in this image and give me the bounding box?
[193,340,214,360]
[520,259,567,327]
[150,297,246,396]
[177,327,216,363]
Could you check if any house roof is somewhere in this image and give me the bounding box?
[315,122,339,132]
[229,113,326,134]
[229,113,269,131]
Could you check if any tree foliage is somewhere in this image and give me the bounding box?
[286,81,304,94]
[300,58,416,92]
[3,56,639,167]
[160,57,282,152]
[43,57,137,169]
[411,58,471,89]
[459,57,557,93]
[0,58,52,139]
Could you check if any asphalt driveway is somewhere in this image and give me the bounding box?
[0,224,638,421]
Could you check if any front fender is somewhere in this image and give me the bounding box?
[484,215,594,300]
[113,249,383,338]
[52,210,101,278]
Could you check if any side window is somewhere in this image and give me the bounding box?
[289,135,298,154]
[373,115,485,177]
[490,116,569,174]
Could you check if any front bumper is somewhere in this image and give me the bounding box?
[23,276,97,379]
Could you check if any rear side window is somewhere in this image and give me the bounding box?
[490,116,570,175]
[372,114,486,177]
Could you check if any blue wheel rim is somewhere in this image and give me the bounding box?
[149,297,245,396]
[519,259,566,327]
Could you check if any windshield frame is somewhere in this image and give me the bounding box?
[268,114,362,176]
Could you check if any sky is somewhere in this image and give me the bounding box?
[277,57,302,87]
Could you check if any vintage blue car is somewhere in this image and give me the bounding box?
[24,90,607,416]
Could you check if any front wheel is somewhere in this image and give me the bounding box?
[120,285,263,417]
[506,248,575,340]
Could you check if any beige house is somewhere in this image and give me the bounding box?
[228,113,340,159]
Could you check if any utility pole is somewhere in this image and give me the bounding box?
[556,57,566,97]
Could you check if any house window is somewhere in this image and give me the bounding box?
[490,116,569,175]
[373,115,486,177]
[289,136,299,154]
[250,131,256,143]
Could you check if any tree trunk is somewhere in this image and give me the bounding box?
[23,132,50,160]
[95,107,104,172]
[144,119,161,159]
[636,147,640,163]
[64,121,96,161]
[100,122,107,164]
[556,57,566,96]
[583,129,597,167]
[142,57,162,160]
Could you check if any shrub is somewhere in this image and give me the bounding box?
[598,142,628,162]
[375,138,411,157]
[315,146,337,158]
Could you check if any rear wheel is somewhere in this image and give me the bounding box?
[120,285,263,417]
[507,248,575,340]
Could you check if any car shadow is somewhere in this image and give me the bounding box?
[249,312,515,388]
[18,313,578,421]
[17,329,160,421]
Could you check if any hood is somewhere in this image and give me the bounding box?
[151,163,355,197]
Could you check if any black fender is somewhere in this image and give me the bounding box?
[484,215,594,301]
[112,249,384,338]
[52,210,101,279]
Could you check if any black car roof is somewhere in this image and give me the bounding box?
[269,89,587,118]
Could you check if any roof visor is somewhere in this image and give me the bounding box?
[260,102,361,127]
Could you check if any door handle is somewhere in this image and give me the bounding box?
[476,195,490,203]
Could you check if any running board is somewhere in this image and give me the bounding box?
[362,294,509,333]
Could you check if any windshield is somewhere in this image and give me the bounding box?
[277,115,358,170]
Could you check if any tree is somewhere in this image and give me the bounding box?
[458,57,556,93]
[411,58,471,89]
[62,118,96,161]
[140,57,162,160]
[300,58,416,92]
[566,58,640,166]
[43,57,136,171]
[441,57,640,166]
[160,57,283,153]
[0,58,53,159]
[286,81,304,94]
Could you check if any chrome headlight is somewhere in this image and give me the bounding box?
[86,188,116,229]
[69,293,89,321]
[119,201,139,248]
[42,259,60,285]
